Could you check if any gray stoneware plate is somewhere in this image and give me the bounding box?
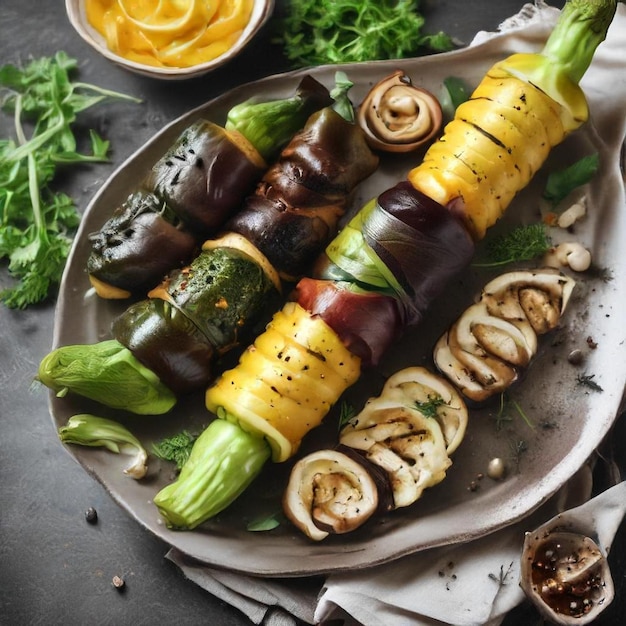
[48,15,626,576]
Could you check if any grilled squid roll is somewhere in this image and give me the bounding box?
[320,181,475,324]
[434,268,576,402]
[87,189,198,298]
[283,448,386,541]
[226,107,379,280]
[339,367,468,509]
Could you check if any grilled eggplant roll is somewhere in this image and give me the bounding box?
[87,76,333,298]
[226,107,379,281]
[39,79,378,415]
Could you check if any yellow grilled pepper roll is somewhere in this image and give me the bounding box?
[206,302,361,461]
[409,56,589,240]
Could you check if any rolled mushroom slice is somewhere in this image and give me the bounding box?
[452,301,537,367]
[379,366,468,455]
[435,269,577,401]
[340,397,451,508]
[480,269,576,335]
[283,449,379,541]
[357,70,443,153]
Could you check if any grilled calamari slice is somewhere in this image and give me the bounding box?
[283,449,380,541]
[434,269,576,401]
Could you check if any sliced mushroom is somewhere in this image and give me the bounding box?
[283,449,379,541]
[520,529,614,624]
[434,269,576,401]
[340,396,452,508]
[379,366,469,455]
[357,70,443,153]
[480,269,576,335]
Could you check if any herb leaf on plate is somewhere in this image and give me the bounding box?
[0,51,140,309]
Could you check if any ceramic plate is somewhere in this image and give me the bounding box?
[49,22,626,576]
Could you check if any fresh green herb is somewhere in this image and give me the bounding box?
[152,430,199,470]
[441,76,470,116]
[276,0,454,67]
[474,223,552,268]
[492,394,534,431]
[576,372,604,392]
[338,401,357,430]
[0,51,140,308]
[247,512,282,532]
[414,394,446,419]
[491,395,514,431]
[329,71,355,123]
[543,153,600,206]
[509,438,528,472]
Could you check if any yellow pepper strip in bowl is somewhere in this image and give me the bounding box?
[85,0,253,68]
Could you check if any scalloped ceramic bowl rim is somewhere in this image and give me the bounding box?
[65,0,275,80]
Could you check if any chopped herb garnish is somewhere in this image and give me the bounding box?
[152,430,199,470]
[474,223,552,268]
[338,401,357,429]
[442,76,471,114]
[247,513,282,532]
[492,394,534,431]
[543,153,600,206]
[576,372,604,392]
[414,394,446,418]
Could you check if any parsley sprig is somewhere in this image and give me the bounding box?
[0,51,140,308]
[277,0,453,67]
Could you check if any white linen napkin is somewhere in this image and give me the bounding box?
[167,3,626,624]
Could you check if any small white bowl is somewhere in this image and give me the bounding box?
[65,0,274,80]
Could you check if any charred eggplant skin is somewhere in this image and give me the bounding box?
[227,108,379,279]
[87,189,198,294]
[112,298,215,395]
[144,121,265,237]
[366,182,476,324]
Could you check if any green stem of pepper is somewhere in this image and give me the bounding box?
[37,339,176,415]
[153,419,271,530]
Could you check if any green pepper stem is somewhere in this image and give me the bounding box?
[153,419,271,529]
[542,0,617,83]
[225,76,331,161]
[37,339,176,415]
